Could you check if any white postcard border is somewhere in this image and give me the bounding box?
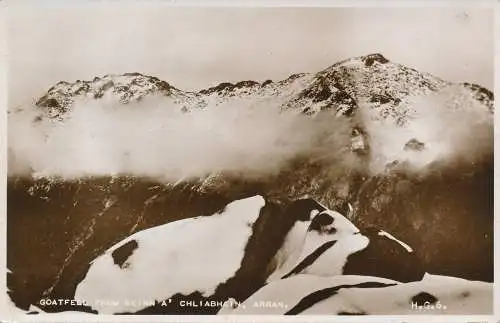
[0,0,498,322]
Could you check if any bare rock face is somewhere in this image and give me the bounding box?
[404,138,425,152]
[354,153,493,282]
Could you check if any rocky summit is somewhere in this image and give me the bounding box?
[30,52,493,121]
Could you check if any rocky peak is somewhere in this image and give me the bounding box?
[34,73,184,119]
[404,138,426,152]
[361,53,390,67]
[198,80,261,96]
[461,82,494,112]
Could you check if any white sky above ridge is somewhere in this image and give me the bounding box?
[7,4,494,107]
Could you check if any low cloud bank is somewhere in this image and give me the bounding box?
[8,97,358,181]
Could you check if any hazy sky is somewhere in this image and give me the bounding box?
[7,3,494,107]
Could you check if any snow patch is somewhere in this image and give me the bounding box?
[377,230,413,252]
[305,274,492,315]
[218,274,398,315]
[220,273,492,315]
[75,195,265,314]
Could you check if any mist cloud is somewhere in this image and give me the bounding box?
[8,97,357,181]
[362,85,493,174]
[8,84,493,184]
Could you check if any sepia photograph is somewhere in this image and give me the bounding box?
[3,1,495,320]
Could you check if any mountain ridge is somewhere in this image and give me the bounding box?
[29,52,494,122]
